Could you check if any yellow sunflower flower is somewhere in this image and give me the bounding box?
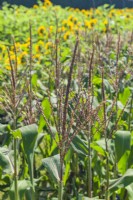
[62,19,68,27]
[95,9,102,15]
[68,15,73,21]
[67,20,74,31]
[11,42,21,52]
[58,26,66,33]
[19,52,28,65]
[45,41,53,50]
[63,31,71,40]
[33,54,41,64]
[73,17,78,24]
[22,40,30,49]
[81,9,86,14]
[33,4,38,9]
[44,0,52,7]
[9,51,16,64]
[5,51,20,69]
[109,10,115,18]
[89,18,97,27]
[49,26,53,33]
[35,40,44,53]
[42,6,46,11]
[61,26,66,32]
[6,65,11,70]
[84,20,91,29]
[38,26,46,37]
[103,19,108,25]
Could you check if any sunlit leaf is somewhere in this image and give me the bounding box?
[109,169,133,193]
[19,124,38,189]
[115,130,131,162]
[70,135,88,157]
[9,180,31,200]
[42,154,62,183]
[0,147,13,174]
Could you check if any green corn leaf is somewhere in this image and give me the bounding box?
[103,79,114,93]
[35,133,45,149]
[12,129,21,139]
[19,124,38,154]
[118,151,130,174]
[115,130,131,162]
[38,115,46,132]
[0,174,11,191]
[63,161,70,185]
[0,124,10,146]
[42,99,51,119]
[91,142,105,156]
[119,87,131,105]
[84,198,105,200]
[78,194,104,200]
[93,138,114,155]
[42,154,62,183]
[126,183,133,200]
[128,144,133,167]
[70,135,88,157]
[0,124,10,133]
[0,147,13,174]
[109,169,133,193]
[63,149,72,185]
[19,124,38,189]
[9,180,31,200]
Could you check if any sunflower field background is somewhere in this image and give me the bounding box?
[0,0,133,200]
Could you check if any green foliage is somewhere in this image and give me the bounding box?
[109,169,133,193]
[70,135,88,157]
[0,147,12,174]
[115,130,131,162]
[0,1,133,200]
[9,180,31,200]
[19,124,38,192]
[42,154,61,183]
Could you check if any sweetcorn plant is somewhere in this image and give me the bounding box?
[0,2,133,200]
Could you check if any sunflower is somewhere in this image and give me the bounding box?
[73,17,78,24]
[63,31,71,40]
[68,15,73,22]
[62,19,68,27]
[109,10,115,18]
[9,51,16,65]
[11,42,21,52]
[35,40,44,53]
[89,18,97,27]
[44,0,52,7]
[33,54,41,64]
[49,26,53,33]
[19,52,28,65]
[38,26,46,37]
[6,65,11,70]
[58,26,66,33]
[95,9,102,15]
[33,4,38,9]
[5,51,20,69]
[21,39,30,50]
[84,20,91,29]
[81,9,86,14]
[67,20,74,31]
[61,26,66,32]
[42,6,46,11]
[45,41,53,50]
[103,19,108,26]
